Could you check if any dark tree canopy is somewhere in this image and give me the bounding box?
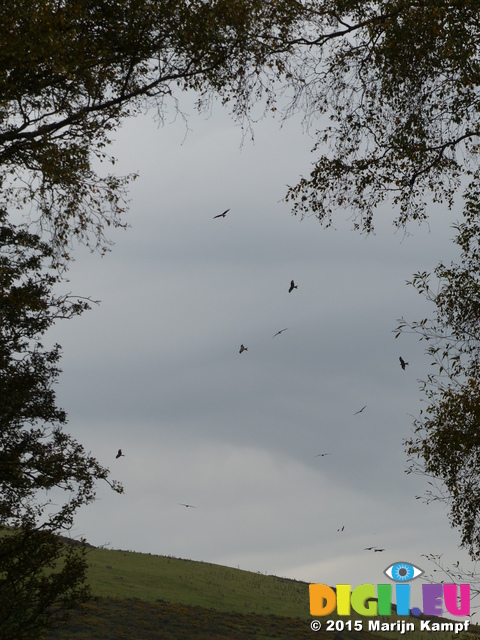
[398,201,480,559]
[3,0,480,631]
[4,1,479,248]
[0,0,303,258]
[0,529,91,640]
[0,3,305,635]
[284,1,480,233]
[274,1,480,560]
[0,212,122,639]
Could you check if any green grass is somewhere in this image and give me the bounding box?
[56,546,472,640]
[1,536,475,639]
[85,547,309,618]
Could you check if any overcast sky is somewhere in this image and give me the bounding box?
[46,92,474,613]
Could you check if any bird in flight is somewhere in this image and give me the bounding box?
[337,525,345,532]
[272,328,288,338]
[314,453,331,457]
[239,344,248,354]
[399,356,409,370]
[373,548,385,552]
[364,547,376,551]
[288,280,298,293]
[179,503,196,508]
[213,208,230,219]
[354,405,367,415]
[115,449,125,459]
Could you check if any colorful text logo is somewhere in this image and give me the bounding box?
[309,562,470,617]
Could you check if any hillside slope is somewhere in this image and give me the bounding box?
[42,545,472,640]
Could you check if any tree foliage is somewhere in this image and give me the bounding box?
[0,2,307,635]
[0,211,122,639]
[0,0,303,258]
[284,0,480,233]
[397,194,480,558]
[0,531,91,640]
[4,0,480,627]
[271,0,480,560]
[8,1,479,246]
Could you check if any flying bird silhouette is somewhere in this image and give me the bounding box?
[399,356,409,370]
[288,280,298,293]
[179,503,196,508]
[213,208,230,219]
[373,548,385,552]
[354,405,367,415]
[239,344,248,354]
[272,328,288,338]
[364,547,376,551]
[115,449,124,459]
[314,453,331,457]
[337,525,345,532]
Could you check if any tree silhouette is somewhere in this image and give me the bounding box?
[398,208,480,559]
[0,0,304,261]
[0,213,123,639]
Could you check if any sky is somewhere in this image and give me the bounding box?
[45,91,475,614]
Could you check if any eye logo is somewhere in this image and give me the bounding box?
[310,560,470,618]
[384,562,424,582]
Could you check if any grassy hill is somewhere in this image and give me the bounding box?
[85,547,308,617]
[41,544,476,640]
